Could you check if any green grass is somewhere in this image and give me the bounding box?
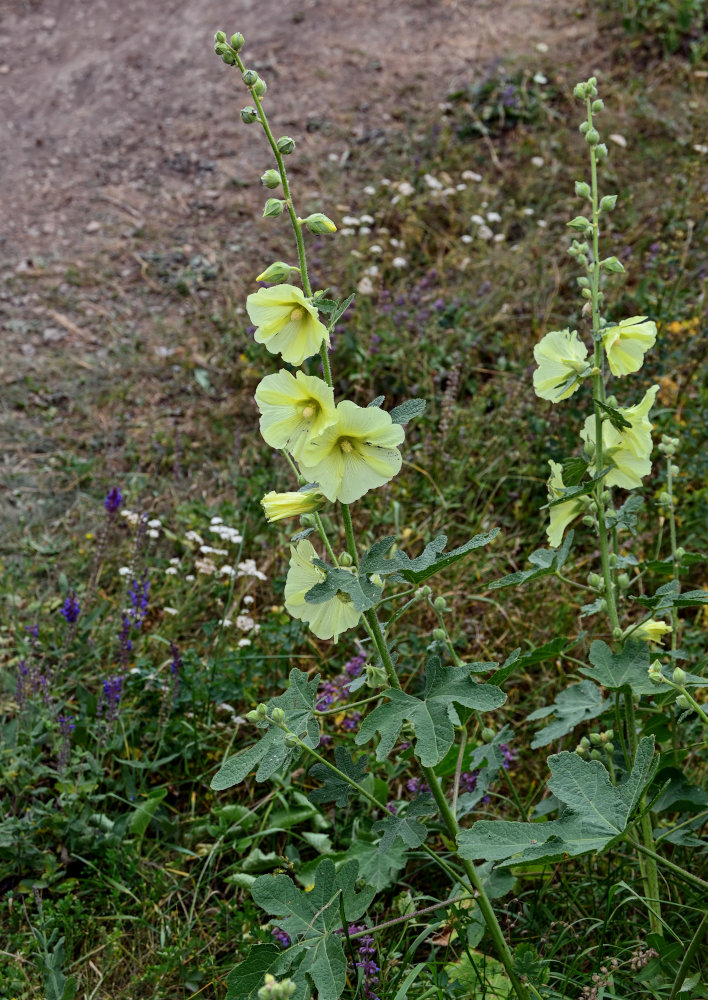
[1,16,707,1000]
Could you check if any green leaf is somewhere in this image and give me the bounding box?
[490,531,575,591]
[635,580,708,611]
[445,950,509,996]
[367,395,385,408]
[605,494,644,534]
[249,859,375,1000]
[308,747,369,807]
[389,398,426,425]
[526,680,610,749]
[305,562,381,613]
[356,657,506,766]
[211,669,320,789]
[579,639,657,696]
[594,398,632,430]
[347,839,408,891]
[459,738,656,867]
[129,787,168,836]
[489,638,572,686]
[391,529,500,585]
[562,456,589,487]
[371,794,437,851]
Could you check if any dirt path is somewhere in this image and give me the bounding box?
[0,0,591,261]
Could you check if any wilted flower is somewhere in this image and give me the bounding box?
[246,284,329,365]
[546,460,586,548]
[299,400,405,504]
[255,369,337,462]
[630,618,672,644]
[533,328,589,401]
[580,385,659,489]
[601,316,657,377]
[262,487,326,522]
[284,539,360,642]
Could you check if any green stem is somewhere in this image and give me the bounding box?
[665,455,680,651]
[340,504,359,569]
[623,694,663,935]
[628,838,708,894]
[668,912,708,1000]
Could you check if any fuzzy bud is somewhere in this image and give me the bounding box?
[599,194,617,212]
[481,727,496,742]
[675,694,691,710]
[617,572,630,590]
[365,664,388,689]
[271,707,285,725]
[246,709,260,723]
[283,733,299,748]
[648,660,664,683]
[605,742,614,754]
[675,547,685,559]
[591,98,604,113]
[579,120,590,134]
[339,552,353,567]
[659,492,671,506]
[303,212,337,235]
[263,198,286,218]
[579,736,591,750]
[582,515,595,527]
[589,749,603,762]
[601,255,625,273]
[276,136,296,155]
[595,143,608,160]
[612,627,623,640]
[588,573,602,590]
[568,215,592,233]
[589,732,603,746]
[575,180,591,199]
[672,667,686,686]
[242,68,258,87]
[241,106,259,124]
[255,261,298,284]
[433,596,447,611]
[253,76,267,98]
[256,702,268,720]
[419,586,432,598]
[670,464,679,476]
[261,169,281,189]
[230,32,245,51]
[221,50,237,66]
[214,30,227,43]
[432,628,446,641]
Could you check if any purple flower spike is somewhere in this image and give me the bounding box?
[60,591,81,624]
[105,487,124,514]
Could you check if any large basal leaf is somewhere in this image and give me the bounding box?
[489,531,573,590]
[579,639,658,696]
[458,737,655,868]
[247,859,376,1000]
[526,680,611,749]
[211,669,320,790]
[355,657,506,767]
[371,793,437,852]
[308,747,369,807]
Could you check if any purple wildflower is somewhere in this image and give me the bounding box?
[500,744,517,770]
[341,711,361,732]
[385,802,398,815]
[271,927,291,948]
[59,591,81,624]
[406,777,429,795]
[344,653,366,678]
[99,675,123,723]
[128,570,149,627]
[25,623,40,639]
[104,487,124,514]
[318,733,332,748]
[459,770,479,793]
[353,929,380,1000]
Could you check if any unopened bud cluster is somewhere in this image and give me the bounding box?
[576,729,614,760]
[258,974,297,1000]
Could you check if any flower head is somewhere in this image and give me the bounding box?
[299,400,405,504]
[284,539,360,642]
[580,385,659,489]
[533,328,589,402]
[601,316,657,377]
[105,487,124,514]
[545,460,585,548]
[59,591,81,624]
[246,284,329,365]
[255,370,337,462]
[261,487,326,522]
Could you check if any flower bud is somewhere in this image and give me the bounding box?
[303,212,337,235]
[255,261,298,284]
[588,573,602,589]
[648,659,664,683]
[603,730,614,740]
[568,215,592,232]
[599,194,617,212]
[601,255,625,273]
[675,546,685,559]
[617,572,630,589]
[481,727,496,742]
[672,667,686,686]
[612,627,623,640]
[595,143,608,160]
[574,82,588,100]
[221,50,237,66]
[589,749,603,761]
[261,169,281,189]
[579,121,590,134]
[339,552,353,567]
[592,98,604,113]
[605,742,614,754]
[230,32,245,51]
[283,733,299,748]
[253,76,267,98]
[579,736,591,750]
[675,694,691,710]
[276,136,296,154]
[242,68,258,87]
[241,106,258,124]
[575,180,591,199]
[256,702,268,720]
[670,464,679,476]
[214,30,227,43]
[581,287,592,299]
[271,707,286,725]
[659,492,671,506]
[608,553,618,567]
[589,732,603,746]
[365,664,388,688]
[433,596,447,611]
[432,628,446,641]
[419,586,432,598]
[246,709,260,723]
[263,198,286,218]
[582,515,595,527]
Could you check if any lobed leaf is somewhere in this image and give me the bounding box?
[308,747,369,807]
[526,680,610,749]
[489,531,573,590]
[371,793,437,852]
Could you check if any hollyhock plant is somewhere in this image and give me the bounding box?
[261,487,326,522]
[255,370,337,461]
[532,328,589,401]
[580,385,659,489]
[601,316,657,376]
[284,539,361,641]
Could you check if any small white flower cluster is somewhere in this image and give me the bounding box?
[209,515,243,545]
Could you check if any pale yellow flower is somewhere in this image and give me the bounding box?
[261,488,326,522]
[247,284,329,365]
[533,329,589,402]
[299,400,405,504]
[284,539,360,642]
[630,619,673,644]
[580,386,659,489]
[546,460,585,548]
[601,316,657,377]
[254,370,337,462]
